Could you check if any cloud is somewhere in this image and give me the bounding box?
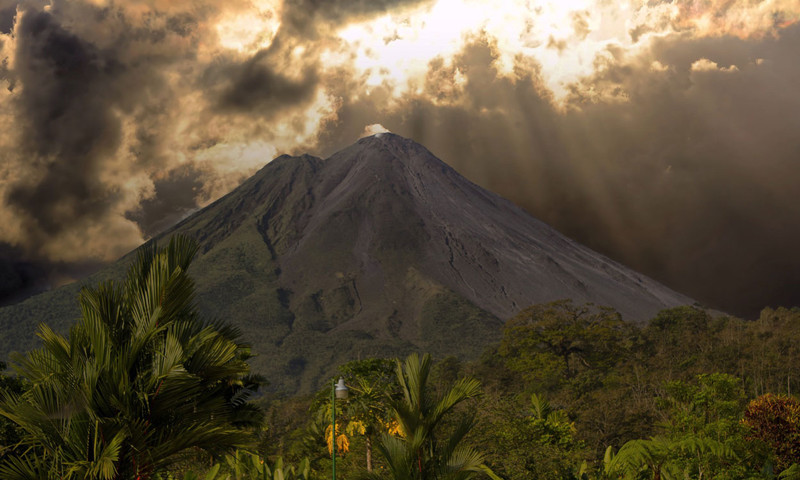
[361,123,390,137]
[4,8,140,259]
[671,0,800,38]
[207,43,320,116]
[124,163,204,238]
[690,58,738,72]
[280,0,433,36]
[0,2,16,35]
[0,0,335,262]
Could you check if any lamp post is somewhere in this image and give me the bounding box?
[332,377,349,480]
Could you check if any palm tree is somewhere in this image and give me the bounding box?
[0,235,262,479]
[362,353,489,480]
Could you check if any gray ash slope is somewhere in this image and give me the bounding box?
[259,133,689,320]
[0,133,692,393]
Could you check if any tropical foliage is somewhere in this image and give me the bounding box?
[743,394,800,471]
[0,236,262,479]
[222,451,311,480]
[477,393,584,479]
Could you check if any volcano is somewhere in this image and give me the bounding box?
[0,133,692,392]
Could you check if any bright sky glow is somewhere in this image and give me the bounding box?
[216,0,282,54]
[315,0,797,101]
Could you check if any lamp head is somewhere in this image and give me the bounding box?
[335,377,349,399]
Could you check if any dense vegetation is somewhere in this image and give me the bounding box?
[1,236,800,479]
[253,301,800,479]
[0,237,263,479]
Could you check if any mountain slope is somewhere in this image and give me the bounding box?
[0,134,692,392]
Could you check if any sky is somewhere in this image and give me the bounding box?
[0,0,798,317]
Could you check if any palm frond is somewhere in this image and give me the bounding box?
[780,464,800,480]
[0,234,261,479]
[430,377,481,426]
[0,451,61,480]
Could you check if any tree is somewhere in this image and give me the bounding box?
[478,393,585,480]
[339,358,398,472]
[743,394,800,471]
[499,300,628,389]
[361,352,487,480]
[497,300,636,447]
[659,373,746,440]
[0,235,262,479]
[642,306,717,379]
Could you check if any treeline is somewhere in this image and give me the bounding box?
[260,301,800,479]
[1,233,800,479]
[470,300,800,478]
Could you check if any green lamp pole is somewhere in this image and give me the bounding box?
[332,377,349,480]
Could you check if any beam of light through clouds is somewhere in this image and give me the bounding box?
[0,0,798,315]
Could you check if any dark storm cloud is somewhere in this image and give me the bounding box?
[314,29,800,317]
[0,51,11,89]
[209,41,319,115]
[125,164,204,237]
[7,8,125,236]
[281,0,432,35]
[0,3,16,35]
[1,0,207,261]
[0,240,104,305]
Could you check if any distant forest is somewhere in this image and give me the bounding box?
[1,236,799,479]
